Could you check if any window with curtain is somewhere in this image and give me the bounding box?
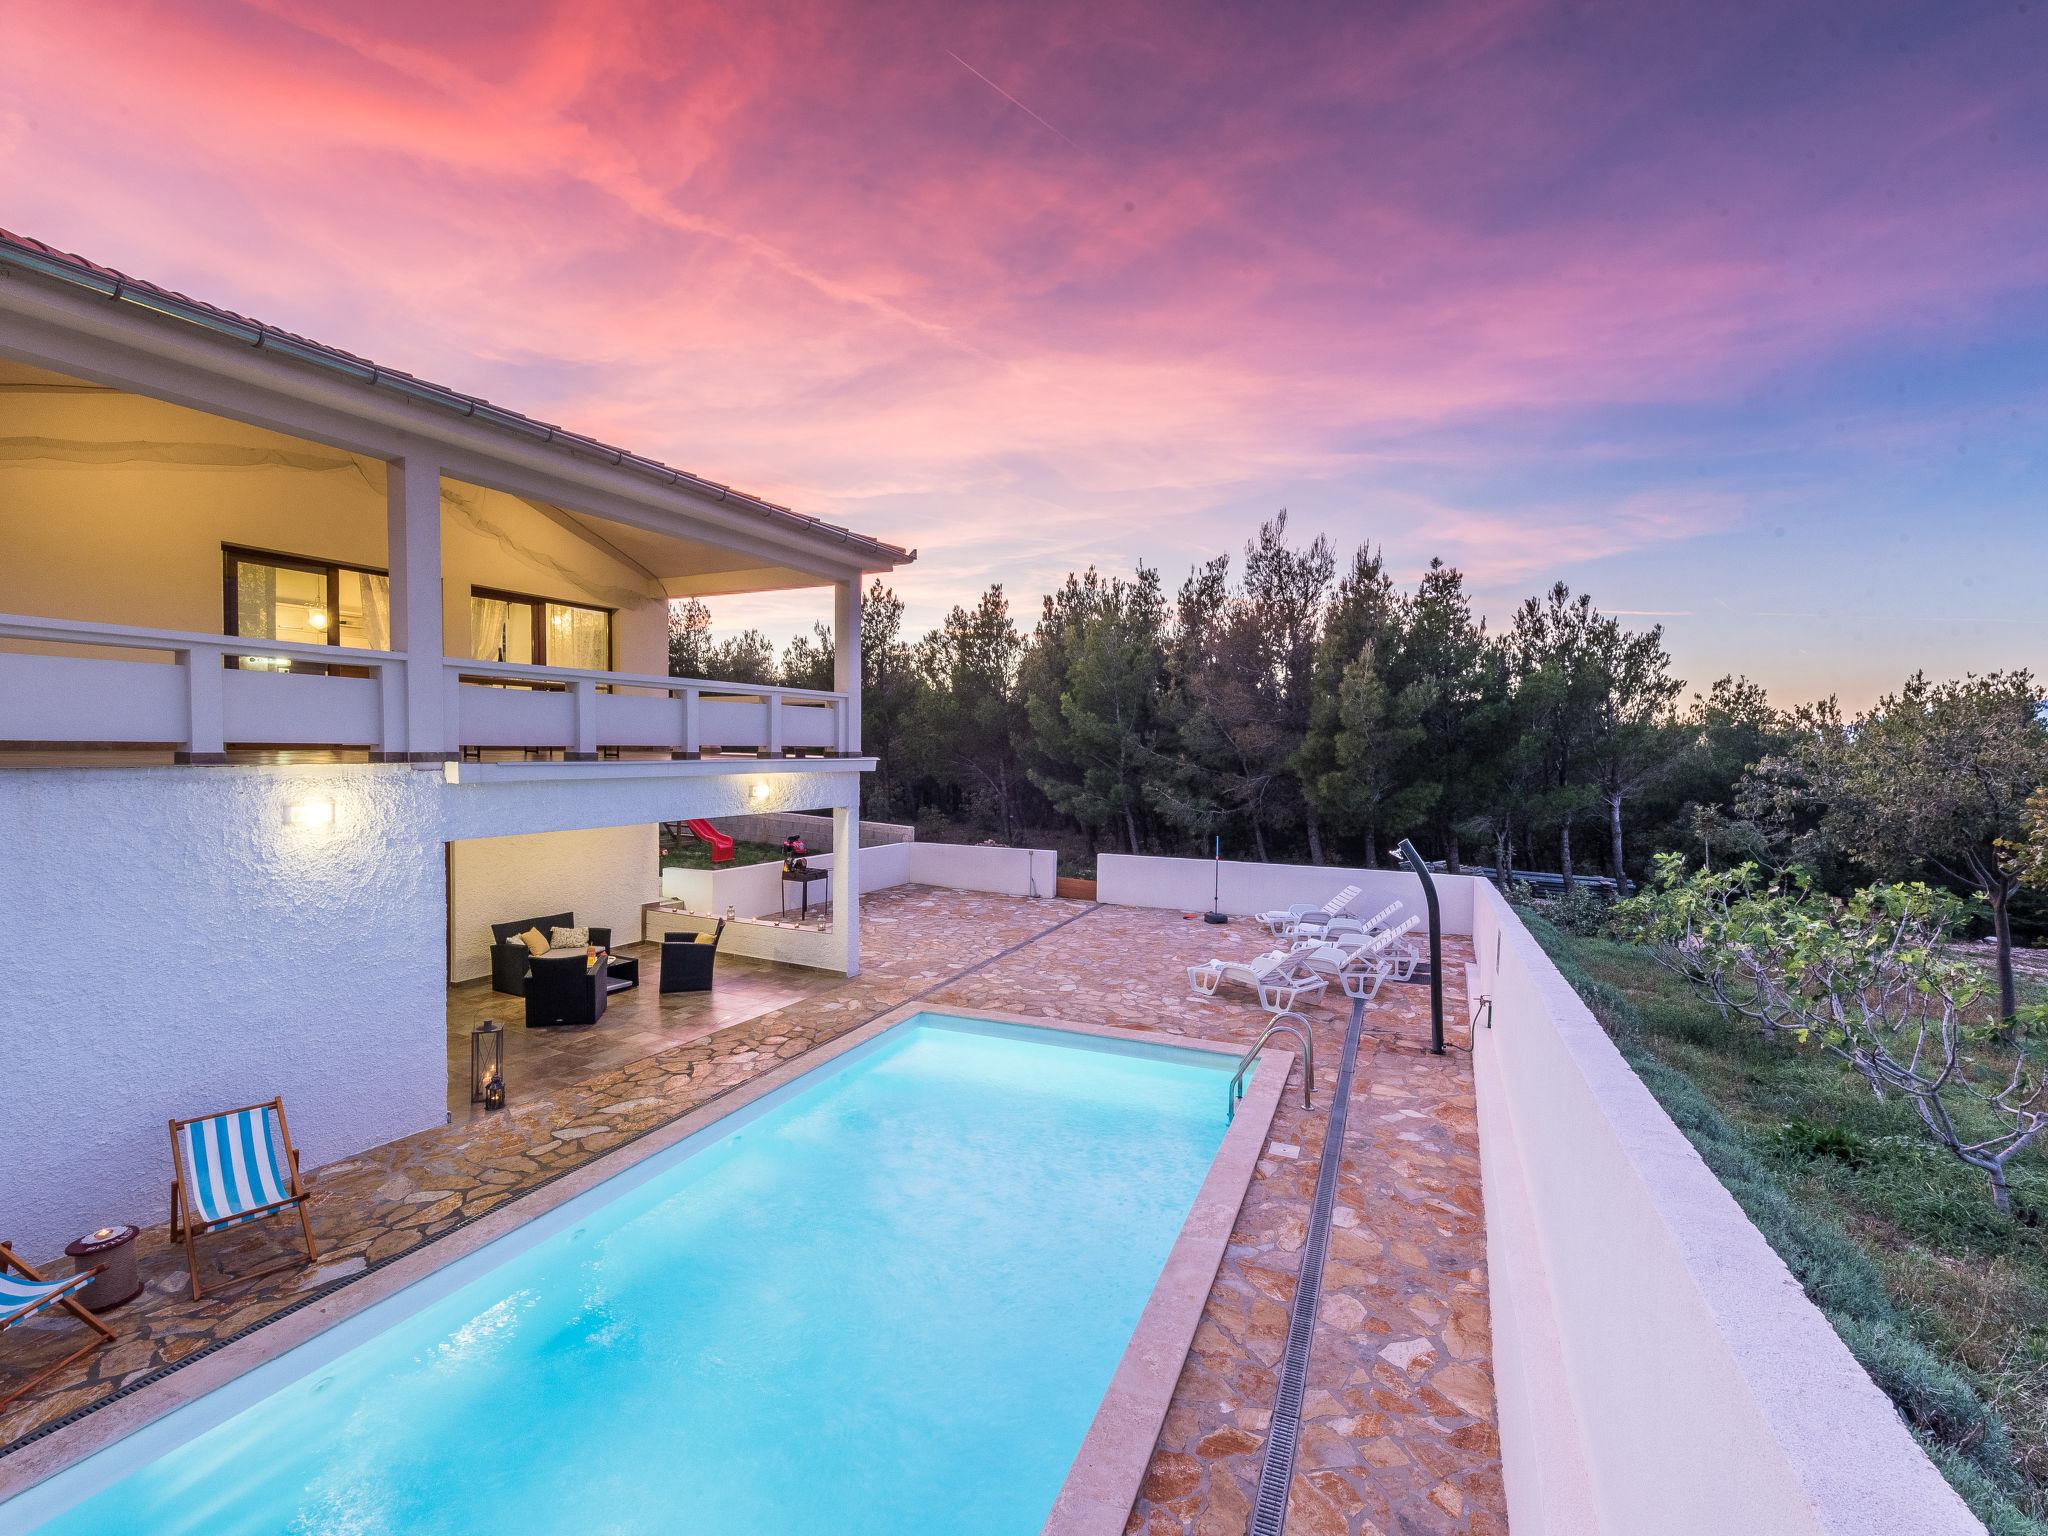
[470,587,610,670]
[546,602,611,670]
[337,569,391,652]
[470,595,532,663]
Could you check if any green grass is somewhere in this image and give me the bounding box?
[1523,910,2048,1534]
[658,837,787,871]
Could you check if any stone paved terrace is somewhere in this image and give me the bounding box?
[0,886,1503,1535]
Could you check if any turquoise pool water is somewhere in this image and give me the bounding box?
[13,1016,1238,1535]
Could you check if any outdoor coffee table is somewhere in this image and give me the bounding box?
[64,1223,142,1310]
[604,953,639,992]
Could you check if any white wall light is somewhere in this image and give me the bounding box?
[283,796,336,830]
[751,781,772,802]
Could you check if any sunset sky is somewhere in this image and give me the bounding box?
[3,0,2043,706]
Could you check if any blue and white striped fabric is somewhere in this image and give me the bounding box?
[177,1105,292,1229]
[0,1268,91,1327]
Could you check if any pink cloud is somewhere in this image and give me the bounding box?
[1,0,2042,687]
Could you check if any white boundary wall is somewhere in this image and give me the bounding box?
[894,841,1053,898]
[659,840,1053,922]
[1097,853,1474,935]
[1471,881,1982,1535]
[652,841,1053,970]
[710,811,915,851]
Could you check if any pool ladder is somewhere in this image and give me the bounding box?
[1228,1010,1314,1120]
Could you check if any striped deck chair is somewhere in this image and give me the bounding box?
[168,1098,318,1301]
[1,1241,116,1411]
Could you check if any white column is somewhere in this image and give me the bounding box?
[833,576,862,757]
[569,678,600,760]
[831,578,864,974]
[387,454,445,760]
[832,802,861,977]
[175,644,227,763]
[678,686,701,760]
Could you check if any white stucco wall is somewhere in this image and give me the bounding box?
[1097,853,1473,935]
[1471,883,1983,1536]
[0,764,448,1260]
[446,824,659,983]
[0,760,875,1258]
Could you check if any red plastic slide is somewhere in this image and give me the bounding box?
[685,818,734,864]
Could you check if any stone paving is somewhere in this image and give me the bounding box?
[0,886,1504,1535]
[444,942,841,1121]
[939,903,1502,1536]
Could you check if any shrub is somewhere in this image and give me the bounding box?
[1547,883,1614,936]
[1777,1116,1871,1167]
[1615,855,2048,1212]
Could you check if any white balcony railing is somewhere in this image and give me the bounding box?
[0,616,405,758]
[0,613,853,762]
[445,657,851,759]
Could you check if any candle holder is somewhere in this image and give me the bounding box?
[470,1020,506,1109]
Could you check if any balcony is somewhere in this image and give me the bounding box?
[0,613,853,764]
[446,657,850,760]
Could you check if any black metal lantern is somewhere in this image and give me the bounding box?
[471,1020,506,1109]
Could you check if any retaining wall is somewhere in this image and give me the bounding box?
[1471,882,1982,1535]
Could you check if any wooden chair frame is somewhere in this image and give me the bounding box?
[1,1241,116,1412]
[168,1096,319,1302]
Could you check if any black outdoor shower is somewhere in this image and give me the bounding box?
[1396,838,1446,1055]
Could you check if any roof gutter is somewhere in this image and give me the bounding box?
[0,235,915,568]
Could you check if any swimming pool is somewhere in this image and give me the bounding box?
[6,1014,1254,1535]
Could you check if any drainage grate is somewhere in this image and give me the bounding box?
[1249,993,1368,1536]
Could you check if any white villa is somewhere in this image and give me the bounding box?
[0,230,905,1252]
[0,231,1996,1536]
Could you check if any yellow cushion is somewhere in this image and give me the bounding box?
[519,927,550,957]
[694,933,715,945]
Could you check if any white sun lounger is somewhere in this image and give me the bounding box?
[1188,948,1329,1011]
[1257,884,1363,938]
[1299,916,1424,1002]
[1295,898,1403,943]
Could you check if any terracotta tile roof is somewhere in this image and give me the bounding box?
[0,228,913,566]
